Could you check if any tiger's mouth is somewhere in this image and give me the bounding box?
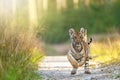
[76,44,82,50]
[74,43,83,52]
[76,44,82,51]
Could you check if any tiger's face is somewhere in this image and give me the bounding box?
[69,28,85,52]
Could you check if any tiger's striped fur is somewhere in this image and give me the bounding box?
[67,28,92,75]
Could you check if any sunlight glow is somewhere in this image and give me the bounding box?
[43,0,48,11]
[0,0,12,16]
[28,0,38,26]
[12,0,16,15]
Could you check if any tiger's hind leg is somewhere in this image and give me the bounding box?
[84,56,91,74]
[84,46,91,74]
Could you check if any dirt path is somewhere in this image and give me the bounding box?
[38,56,120,80]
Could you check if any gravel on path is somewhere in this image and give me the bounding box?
[38,56,120,80]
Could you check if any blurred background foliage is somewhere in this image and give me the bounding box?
[37,0,120,66]
[38,0,120,43]
[0,0,120,79]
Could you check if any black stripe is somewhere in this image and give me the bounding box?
[85,65,87,67]
[86,57,89,61]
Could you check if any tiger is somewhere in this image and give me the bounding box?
[67,27,92,75]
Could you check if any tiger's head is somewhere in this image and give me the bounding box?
[69,28,86,52]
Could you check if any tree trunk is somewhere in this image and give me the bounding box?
[12,0,16,16]
[12,0,17,26]
[28,0,38,28]
[62,0,67,9]
[56,0,62,12]
[85,0,90,6]
[73,0,79,9]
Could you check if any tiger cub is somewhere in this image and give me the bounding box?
[67,28,92,75]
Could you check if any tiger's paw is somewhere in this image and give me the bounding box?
[71,71,76,75]
[84,70,91,74]
[71,68,77,75]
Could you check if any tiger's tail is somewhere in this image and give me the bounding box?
[88,37,92,45]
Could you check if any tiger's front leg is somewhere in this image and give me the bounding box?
[67,51,78,75]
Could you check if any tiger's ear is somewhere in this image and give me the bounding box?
[69,28,75,36]
[80,27,85,36]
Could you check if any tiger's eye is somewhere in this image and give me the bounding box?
[74,36,77,39]
[80,36,83,39]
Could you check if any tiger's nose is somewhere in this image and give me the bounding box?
[76,42,80,44]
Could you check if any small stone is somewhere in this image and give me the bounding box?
[90,77,97,80]
[101,69,103,71]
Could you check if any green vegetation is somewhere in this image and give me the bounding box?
[39,0,120,43]
[116,74,120,78]
[0,21,44,80]
[91,36,120,66]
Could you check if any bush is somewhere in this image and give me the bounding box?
[0,21,44,80]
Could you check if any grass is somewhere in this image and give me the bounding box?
[91,35,120,66]
[0,21,44,80]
